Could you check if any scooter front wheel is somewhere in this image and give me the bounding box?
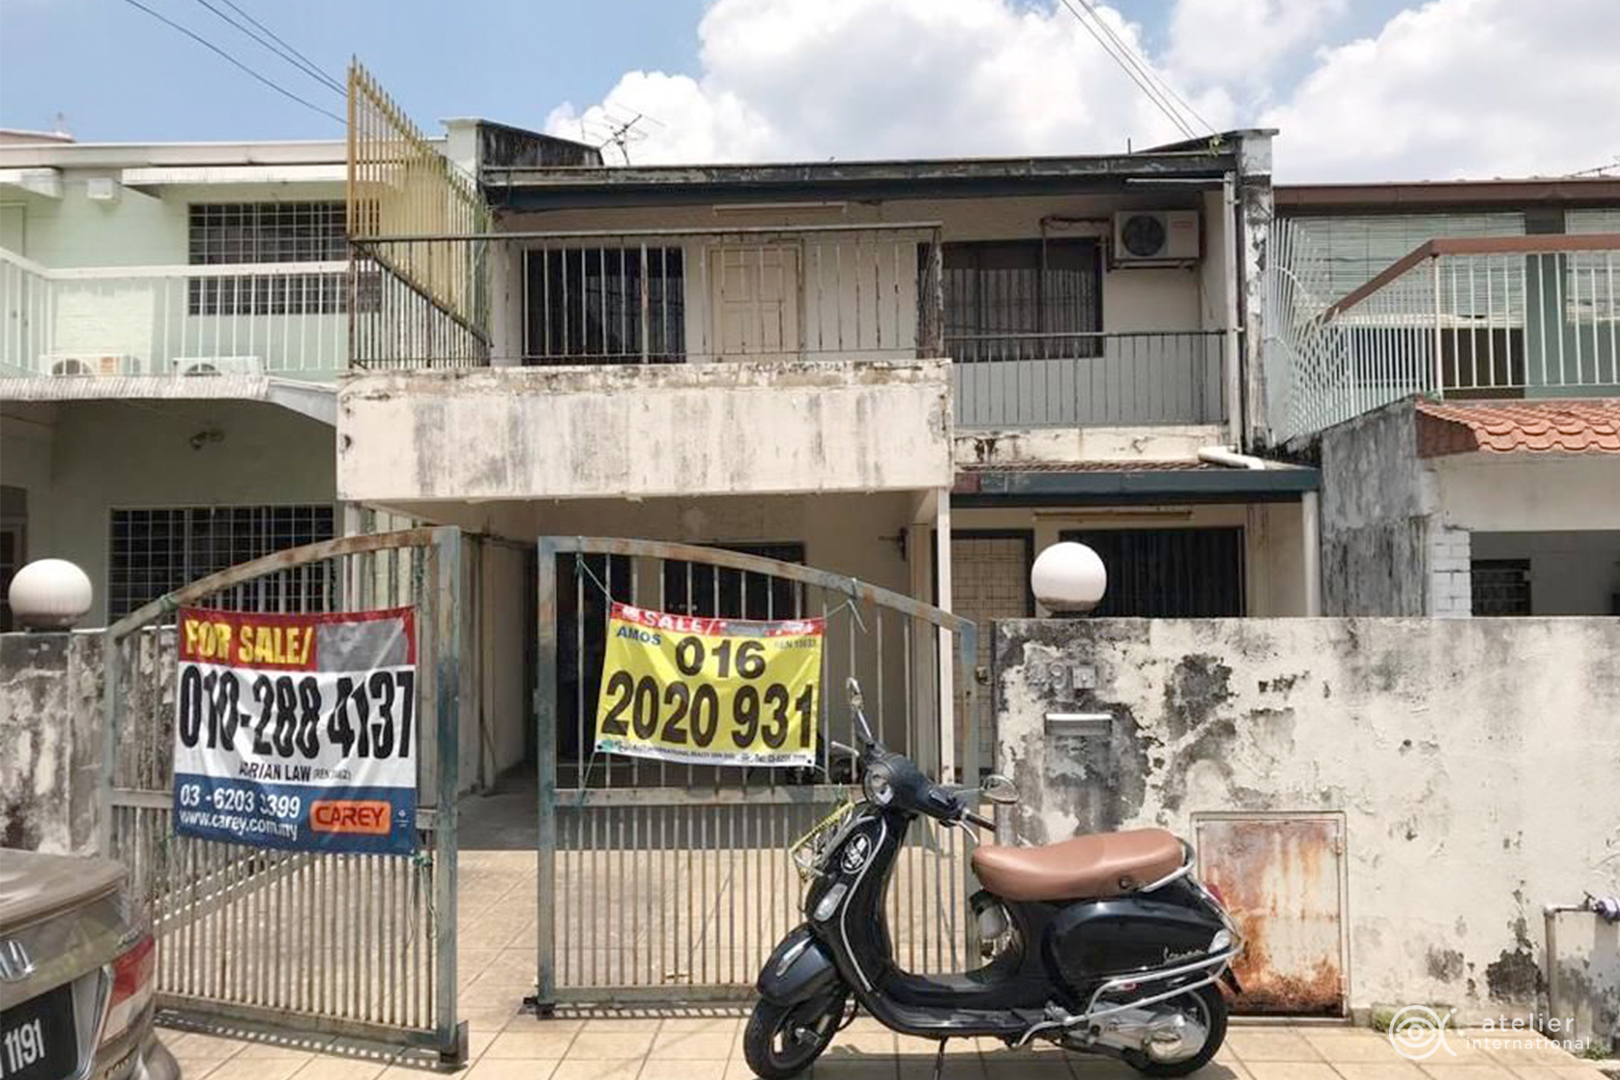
[742,992,847,1079]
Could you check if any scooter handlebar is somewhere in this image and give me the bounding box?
[960,808,997,833]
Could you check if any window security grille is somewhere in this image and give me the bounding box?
[1059,527,1246,617]
[525,247,687,364]
[1470,558,1532,616]
[188,203,347,316]
[108,505,336,618]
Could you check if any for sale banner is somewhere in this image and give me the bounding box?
[171,605,418,856]
[594,602,824,768]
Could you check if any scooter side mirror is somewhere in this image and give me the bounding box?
[845,676,864,711]
[981,774,1020,805]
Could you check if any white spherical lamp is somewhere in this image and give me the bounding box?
[9,559,94,630]
[1030,542,1107,617]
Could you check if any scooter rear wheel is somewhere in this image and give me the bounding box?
[1123,984,1228,1077]
[742,993,847,1079]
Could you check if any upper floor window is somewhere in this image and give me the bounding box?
[524,247,686,364]
[188,202,347,317]
[942,239,1101,362]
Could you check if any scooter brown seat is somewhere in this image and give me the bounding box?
[970,828,1184,902]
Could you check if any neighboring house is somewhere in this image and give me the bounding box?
[1265,178,1620,616]
[0,129,366,630]
[1,110,1322,778]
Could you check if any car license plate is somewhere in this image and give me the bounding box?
[0,983,76,1080]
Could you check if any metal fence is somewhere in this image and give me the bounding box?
[0,247,347,378]
[1266,231,1620,442]
[102,528,466,1060]
[534,537,977,1004]
[948,329,1226,428]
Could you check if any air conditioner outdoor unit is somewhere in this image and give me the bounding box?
[1112,210,1200,265]
[44,354,140,377]
[174,356,264,377]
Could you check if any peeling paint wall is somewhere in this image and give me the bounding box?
[0,631,104,854]
[336,361,952,503]
[994,616,1620,1037]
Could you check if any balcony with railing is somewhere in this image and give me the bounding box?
[1266,232,1620,442]
[0,247,348,381]
[351,223,1229,432]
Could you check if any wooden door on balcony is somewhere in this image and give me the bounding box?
[708,244,801,361]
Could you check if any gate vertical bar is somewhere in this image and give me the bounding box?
[535,536,560,1007]
[432,526,467,1064]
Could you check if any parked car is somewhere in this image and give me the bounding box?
[0,849,178,1080]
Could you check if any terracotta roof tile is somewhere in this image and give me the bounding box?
[1415,398,1620,456]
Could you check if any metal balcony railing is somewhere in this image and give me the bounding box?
[347,223,946,370]
[0,247,348,380]
[1266,231,1620,441]
[949,330,1226,428]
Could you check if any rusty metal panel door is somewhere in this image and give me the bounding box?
[1194,813,1348,1016]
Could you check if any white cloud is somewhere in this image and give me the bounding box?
[546,0,1620,181]
[546,0,1230,164]
[1166,0,1348,89]
[1259,0,1620,181]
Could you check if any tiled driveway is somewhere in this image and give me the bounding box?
[164,1015,1613,1080]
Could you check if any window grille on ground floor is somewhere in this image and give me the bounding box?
[1059,527,1246,617]
[108,505,336,619]
[1470,558,1532,616]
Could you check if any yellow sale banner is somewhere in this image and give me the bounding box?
[594,602,824,767]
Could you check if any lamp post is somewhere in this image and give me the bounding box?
[1030,541,1107,618]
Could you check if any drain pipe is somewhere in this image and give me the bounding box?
[1197,445,1267,471]
[1545,894,1620,1034]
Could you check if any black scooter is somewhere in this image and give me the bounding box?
[746,680,1242,1079]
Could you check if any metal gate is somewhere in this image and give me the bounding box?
[534,537,978,1005]
[102,527,466,1059]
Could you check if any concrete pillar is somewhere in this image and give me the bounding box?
[1302,491,1323,616]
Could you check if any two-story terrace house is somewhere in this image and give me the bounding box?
[1263,177,1620,617]
[1,115,1320,786]
[0,128,361,631]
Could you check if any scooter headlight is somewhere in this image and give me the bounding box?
[862,761,895,807]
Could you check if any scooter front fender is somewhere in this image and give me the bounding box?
[758,924,842,1006]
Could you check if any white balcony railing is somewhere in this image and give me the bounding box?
[1,247,348,380]
[1266,231,1620,442]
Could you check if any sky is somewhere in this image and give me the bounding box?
[1,0,1616,183]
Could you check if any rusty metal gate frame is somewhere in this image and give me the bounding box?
[100,527,466,1060]
[533,535,978,1007]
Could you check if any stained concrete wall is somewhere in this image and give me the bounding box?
[1318,403,1433,615]
[0,631,103,854]
[993,616,1620,1036]
[336,361,952,503]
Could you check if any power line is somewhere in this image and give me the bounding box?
[1054,0,1198,142]
[189,0,344,96]
[212,0,345,94]
[1073,0,1216,137]
[116,0,344,124]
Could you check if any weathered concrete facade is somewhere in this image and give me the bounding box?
[337,361,952,503]
[994,616,1620,1038]
[1318,403,1435,615]
[0,631,103,853]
